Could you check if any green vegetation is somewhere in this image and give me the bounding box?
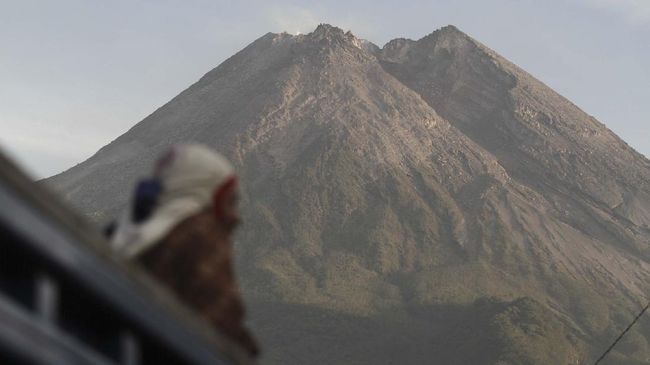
[248,296,585,365]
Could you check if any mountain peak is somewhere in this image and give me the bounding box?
[312,23,345,36]
[307,23,361,47]
[418,24,473,47]
[439,24,462,33]
[379,25,474,63]
[428,24,465,37]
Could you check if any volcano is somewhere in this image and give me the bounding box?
[48,24,650,364]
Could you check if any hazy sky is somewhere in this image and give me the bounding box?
[1,0,648,178]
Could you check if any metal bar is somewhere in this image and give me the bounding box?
[0,293,116,365]
[35,273,58,324]
[120,330,140,365]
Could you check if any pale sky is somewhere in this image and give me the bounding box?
[1,0,648,178]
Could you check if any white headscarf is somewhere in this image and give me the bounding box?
[111,143,235,258]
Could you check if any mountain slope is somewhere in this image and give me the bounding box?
[378,25,650,251]
[47,24,650,364]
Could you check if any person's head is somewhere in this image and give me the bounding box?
[111,143,239,257]
[211,175,240,232]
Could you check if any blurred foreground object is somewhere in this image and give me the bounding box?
[0,148,256,365]
[110,144,259,357]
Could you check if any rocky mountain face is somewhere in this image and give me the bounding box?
[47,24,650,364]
